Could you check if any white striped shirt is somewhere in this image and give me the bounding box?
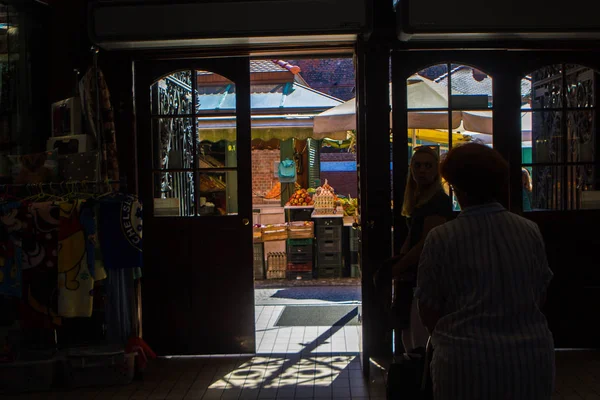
[416,202,555,400]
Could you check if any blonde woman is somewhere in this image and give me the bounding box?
[522,168,533,211]
[375,145,453,354]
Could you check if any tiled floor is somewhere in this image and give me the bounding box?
[4,289,600,399]
[254,306,361,354]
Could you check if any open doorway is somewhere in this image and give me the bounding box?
[245,57,362,355]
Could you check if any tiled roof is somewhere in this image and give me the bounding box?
[435,66,492,96]
[196,82,342,113]
[250,60,288,73]
[434,65,531,98]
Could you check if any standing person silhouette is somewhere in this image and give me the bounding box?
[417,143,555,400]
[375,145,453,354]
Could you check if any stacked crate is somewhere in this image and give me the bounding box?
[266,252,287,279]
[349,227,360,277]
[253,243,265,280]
[315,218,343,278]
[286,239,313,280]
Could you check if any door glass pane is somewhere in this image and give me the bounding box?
[153,171,195,217]
[151,118,194,170]
[571,164,600,210]
[407,68,448,109]
[461,110,493,147]
[567,111,595,163]
[523,64,598,211]
[449,64,493,109]
[196,70,237,168]
[527,111,563,164]
[529,65,563,109]
[195,70,236,114]
[566,65,594,108]
[198,139,237,169]
[530,165,562,211]
[198,171,238,216]
[151,71,193,115]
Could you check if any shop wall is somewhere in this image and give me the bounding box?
[320,152,358,197]
[288,59,355,101]
[252,149,280,204]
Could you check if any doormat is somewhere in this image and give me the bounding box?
[275,305,360,327]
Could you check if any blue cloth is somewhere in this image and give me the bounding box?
[97,195,143,269]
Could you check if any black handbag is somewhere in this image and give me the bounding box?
[386,352,425,400]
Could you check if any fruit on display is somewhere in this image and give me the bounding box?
[264,182,302,199]
[287,189,313,206]
[341,196,358,216]
[264,182,281,199]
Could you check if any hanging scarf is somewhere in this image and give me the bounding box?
[79,67,120,182]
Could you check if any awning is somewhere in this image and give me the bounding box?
[314,75,486,136]
[411,129,470,144]
[197,114,348,142]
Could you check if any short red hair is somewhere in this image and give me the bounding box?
[440,143,509,202]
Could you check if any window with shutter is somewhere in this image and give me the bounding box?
[307,138,321,189]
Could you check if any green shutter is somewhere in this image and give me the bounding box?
[308,138,321,189]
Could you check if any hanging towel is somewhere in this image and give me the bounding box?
[57,200,96,318]
[2,201,61,328]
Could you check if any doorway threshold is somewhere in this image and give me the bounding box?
[255,277,360,288]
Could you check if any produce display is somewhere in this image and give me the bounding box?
[286,189,314,206]
[340,196,358,216]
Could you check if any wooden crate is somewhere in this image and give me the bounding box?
[288,221,314,239]
[261,224,288,241]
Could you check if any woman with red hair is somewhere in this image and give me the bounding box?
[416,143,555,399]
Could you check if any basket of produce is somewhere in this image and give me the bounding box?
[261,223,288,241]
[285,188,314,207]
[288,221,314,239]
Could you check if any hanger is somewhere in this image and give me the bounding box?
[95,178,115,200]
[0,185,20,202]
[21,184,40,203]
[46,182,67,203]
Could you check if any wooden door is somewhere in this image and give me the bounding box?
[135,58,254,355]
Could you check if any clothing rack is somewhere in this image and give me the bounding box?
[0,179,128,196]
[0,179,126,188]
